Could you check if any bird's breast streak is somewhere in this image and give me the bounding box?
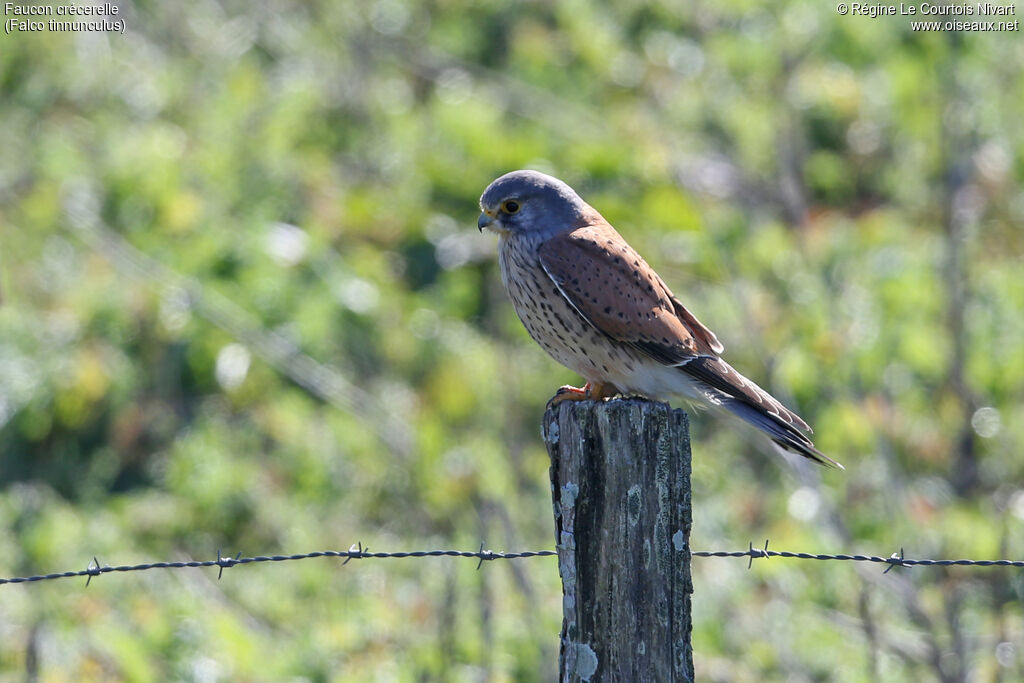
[499,239,644,387]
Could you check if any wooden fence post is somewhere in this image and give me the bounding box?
[542,398,694,682]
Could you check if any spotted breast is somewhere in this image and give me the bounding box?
[497,232,646,390]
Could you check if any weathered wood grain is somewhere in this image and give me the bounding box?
[542,398,693,682]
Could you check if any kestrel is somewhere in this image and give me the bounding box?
[478,170,841,468]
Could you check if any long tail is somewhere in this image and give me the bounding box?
[679,356,844,469]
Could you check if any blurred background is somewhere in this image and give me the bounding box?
[2,0,1023,680]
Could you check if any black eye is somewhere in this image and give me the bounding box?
[502,200,520,214]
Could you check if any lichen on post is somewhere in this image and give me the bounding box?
[543,398,694,682]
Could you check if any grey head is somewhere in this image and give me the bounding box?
[478,170,595,239]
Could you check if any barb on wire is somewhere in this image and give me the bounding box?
[0,545,558,587]
[691,540,1024,572]
[3,542,1023,587]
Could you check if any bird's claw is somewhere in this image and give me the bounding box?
[547,385,588,408]
[546,381,614,409]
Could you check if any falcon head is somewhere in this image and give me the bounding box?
[478,170,593,238]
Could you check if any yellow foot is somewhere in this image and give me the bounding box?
[546,381,615,409]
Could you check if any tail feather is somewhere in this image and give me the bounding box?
[711,391,843,468]
[770,436,844,470]
[679,356,843,469]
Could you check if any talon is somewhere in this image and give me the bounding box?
[547,383,588,408]
[546,381,615,408]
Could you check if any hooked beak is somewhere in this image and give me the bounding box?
[477,212,497,232]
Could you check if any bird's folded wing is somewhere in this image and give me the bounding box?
[669,295,723,354]
[538,223,816,437]
[537,224,723,362]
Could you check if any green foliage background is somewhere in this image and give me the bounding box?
[2,1,1023,680]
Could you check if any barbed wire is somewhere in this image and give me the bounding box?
[0,543,556,586]
[691,540,1024,573]
[2,540,1022,588]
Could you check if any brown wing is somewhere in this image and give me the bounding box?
[538,222,827,453]
[669,295,723,355]
[537,222,722,362]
